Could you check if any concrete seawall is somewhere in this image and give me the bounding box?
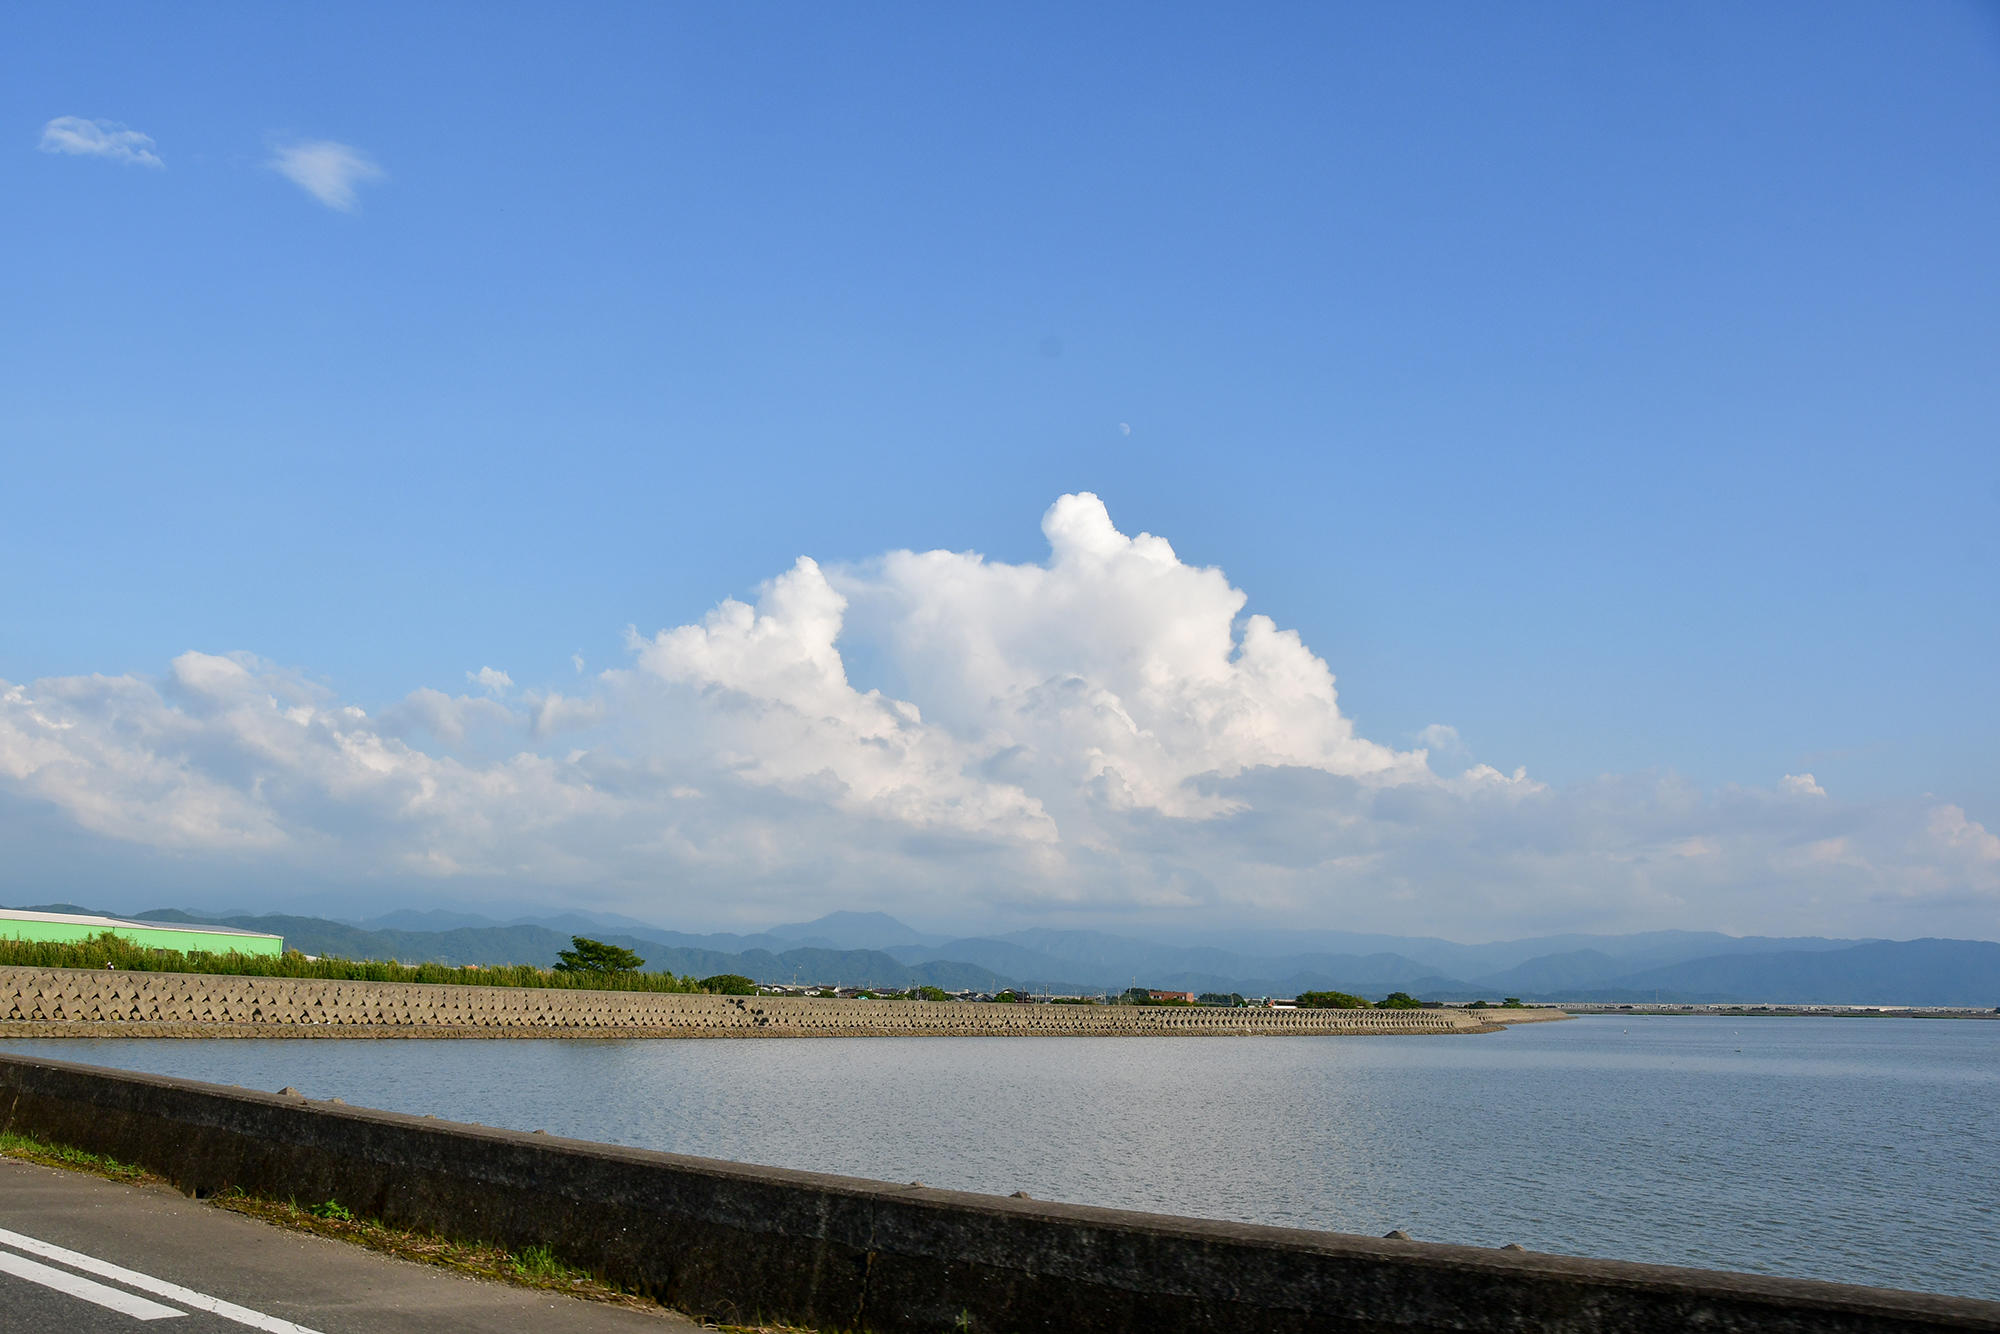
[1,1052,1992,1333]
[0,966,1496,1038]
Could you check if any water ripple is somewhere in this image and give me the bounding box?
[6,1015,1995,1300]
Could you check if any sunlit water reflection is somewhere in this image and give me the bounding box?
[7,1016,1995,1300]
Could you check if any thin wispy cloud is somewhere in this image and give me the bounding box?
[39,116,164,168]
[268,138,384,211]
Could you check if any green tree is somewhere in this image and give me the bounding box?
[1376,991,1424,1009]
[1296,990,1372,1009]
[912,985,950,1002]
[700,973,757,995]
[554,937,644,974]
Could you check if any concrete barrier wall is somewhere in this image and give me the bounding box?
[0,1053,1992,1334]
[0,966,1487,1038]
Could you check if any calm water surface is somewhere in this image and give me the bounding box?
[7,1016,1996,1300]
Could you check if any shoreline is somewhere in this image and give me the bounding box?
[0,1022,1509,1039]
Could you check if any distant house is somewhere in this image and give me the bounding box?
[1147,989,1198,1004]
[1264,998,1297,1010]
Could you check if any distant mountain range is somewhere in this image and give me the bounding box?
[9,902,1997,1007]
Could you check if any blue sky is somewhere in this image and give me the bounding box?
[3,3,1996,939]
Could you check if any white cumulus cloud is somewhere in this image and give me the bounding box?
[467,667,513,695]
[39,117,163,168]
[622,555,1056,842]
[1928,805,2000,864]
[831,494,1426,824]
[0,495,1994,938]
[268,139,385,211]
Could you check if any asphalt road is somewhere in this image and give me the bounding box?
[0,1158,700,1332]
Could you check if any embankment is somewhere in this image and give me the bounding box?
[0,966,1500,1038]
[1478,1007,1570,1024]
[0,1052,1990,1333]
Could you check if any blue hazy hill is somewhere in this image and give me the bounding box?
[1576,939,2000,1007]
[12,902,1988,1006]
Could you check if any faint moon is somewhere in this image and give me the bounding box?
[1118,422,1131,436]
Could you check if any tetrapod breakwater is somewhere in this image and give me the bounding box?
[0,965,1500,1038]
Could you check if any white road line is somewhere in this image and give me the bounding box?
[0,1227,324,1334]
[0,1247,186,1320]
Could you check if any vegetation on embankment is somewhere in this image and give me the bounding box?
[1293,990,1445,1010]
[0,1127,158,1185]
[0,931,712,994]
[218,1194,658,1311]
[1294,990,1373,1009]
[0,1129,805,1329]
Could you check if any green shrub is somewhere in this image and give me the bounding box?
[553,937,644,974]
[1295,990,1372,1009]
[699,973,757,995]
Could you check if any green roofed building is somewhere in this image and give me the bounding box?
[0,908,282,958]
